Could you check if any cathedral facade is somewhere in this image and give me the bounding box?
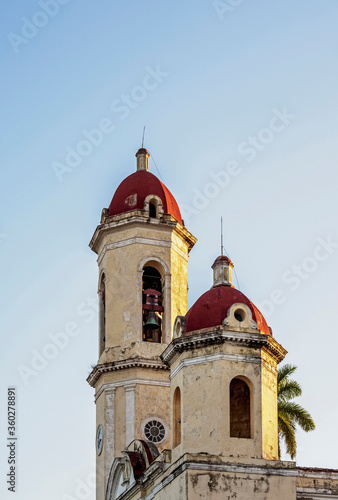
[87,148,338,500]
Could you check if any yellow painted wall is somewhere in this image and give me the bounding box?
[261,350,279,459]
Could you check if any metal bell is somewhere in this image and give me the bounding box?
[144,311,159,330]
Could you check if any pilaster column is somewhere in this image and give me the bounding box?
[125,384,136,446]
[105,387,115,486]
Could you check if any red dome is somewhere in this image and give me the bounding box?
[108,171,182,224]
[185,286,270,335]
[213,255,232,264]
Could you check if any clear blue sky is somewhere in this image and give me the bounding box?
[1,1,338,498]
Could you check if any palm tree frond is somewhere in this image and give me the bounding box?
[278,415,297,459]
[277,363,315,460]
[277,364,297,384]
[278,380,302,401]
[278,401,315,432]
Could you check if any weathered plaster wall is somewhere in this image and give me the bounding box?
[170,342,264,460]
[134,383,171,451]
[187,469,296,499]
[97,222,190,351]
[119,454,297,500]
[103,238,170,348]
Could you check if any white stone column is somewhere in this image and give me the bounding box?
[125,384,136,446]
[105,387,115,486]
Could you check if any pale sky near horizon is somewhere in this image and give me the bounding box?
[1,1,338,499]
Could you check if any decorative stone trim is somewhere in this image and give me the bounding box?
[223,303,258,330]
[296,491,338,499]
[263,336,288,363]
[106,457,136,500]
[137,255,170,275]
[91,213,176,248]
[170,352,261,380]
[89,213,196,256]
[94,379,171,402]
[97,236,189,266]
[173,316,186,338]
[87,358,169,387]
[161,328,268,366]
[297,467,338,480]
[105,388,116,483]
[98,237,170,265]
[183,461,298,477]
[144,194,164,217]
[125,384,136,446]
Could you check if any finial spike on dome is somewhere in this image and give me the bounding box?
[141,126,145,148]
[221,217,224,256]
[135,147,150,172]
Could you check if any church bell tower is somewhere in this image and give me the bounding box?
[87,148,196,500]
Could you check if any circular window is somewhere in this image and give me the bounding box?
[144,420,166,443]
[234,309,245,322]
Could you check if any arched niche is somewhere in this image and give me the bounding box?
[229,376,253,439]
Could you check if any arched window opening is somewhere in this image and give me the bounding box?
[142,266,163,343]
[230,378,251,438]
[173,387,181,447]
[99,274,106,356]
[149,202,156,218]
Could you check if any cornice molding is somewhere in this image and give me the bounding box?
[297,467,338,480]
[182,460,298,477]
[263,336,288,363]
[89,213,196,256]
[161,327,287,366]
[87,357,169,387]
[95,379,171,401]
[161,328,268,366]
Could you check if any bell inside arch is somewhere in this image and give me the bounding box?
[144,310,159,330]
